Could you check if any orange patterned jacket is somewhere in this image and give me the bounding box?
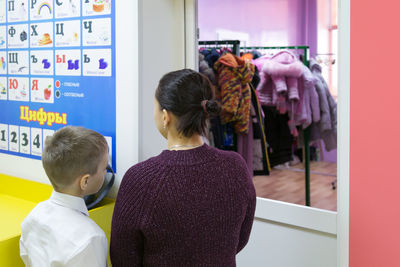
[214,53,255,134]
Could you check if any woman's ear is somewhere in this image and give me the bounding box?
[162,109,171,128]
[79,174,90,191]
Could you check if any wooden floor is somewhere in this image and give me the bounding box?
[253,161,337,211]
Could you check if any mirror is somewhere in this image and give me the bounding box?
[197,0,338,211]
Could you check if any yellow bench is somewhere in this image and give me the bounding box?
[0,173,115,266]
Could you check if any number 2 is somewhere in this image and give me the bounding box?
[11,132,17,143]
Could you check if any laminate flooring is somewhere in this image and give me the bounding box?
[253,161,337,211]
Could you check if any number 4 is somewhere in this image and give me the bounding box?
[33,134,40,149]
[31,128,42,156]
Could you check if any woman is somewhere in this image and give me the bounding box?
[110,69,256,266]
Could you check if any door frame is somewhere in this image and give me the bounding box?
[336,0,350,265]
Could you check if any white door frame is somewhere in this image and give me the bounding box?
[184,0,198,70]
[336,0,350,265]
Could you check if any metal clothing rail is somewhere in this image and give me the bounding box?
[241,45,309,50]
[241,45,309,67]
[242,45,312,207]
[198,40,241,56]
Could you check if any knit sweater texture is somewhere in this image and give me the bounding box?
[110,144,256,267]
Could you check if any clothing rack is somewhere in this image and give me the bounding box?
[198,40,241,56]
[199,40,271,176]
[242,45,312,207]
[198,40,242,167]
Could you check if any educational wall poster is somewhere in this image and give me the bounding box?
[0,0,116,168]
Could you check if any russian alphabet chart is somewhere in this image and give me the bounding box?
[0,0,116,168]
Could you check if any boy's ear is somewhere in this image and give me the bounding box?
[79,174,91,191]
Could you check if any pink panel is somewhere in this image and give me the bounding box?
[350,1,400,266]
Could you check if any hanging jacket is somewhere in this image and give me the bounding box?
[249,67,271,174]
[256,51,304,111]
[295,64,321,129]
[199,54,217,85]
[214,53,255,134]
[201,48,220,69]
[250,83,271,174]
[310,59,337,151]
[252,55,270,74]
[255,51,320,136]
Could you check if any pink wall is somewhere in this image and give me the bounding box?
[350,1,400,266]
[198,0,318,55]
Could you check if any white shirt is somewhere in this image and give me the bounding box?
[20,191,108,267]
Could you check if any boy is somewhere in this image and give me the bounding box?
[20,126,109,267]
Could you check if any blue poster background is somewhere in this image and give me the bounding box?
[0,0,116,169]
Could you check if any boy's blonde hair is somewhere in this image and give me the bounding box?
[42,126,108,191]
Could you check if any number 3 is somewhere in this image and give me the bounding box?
[22,133,28,146]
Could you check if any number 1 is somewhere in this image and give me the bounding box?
[0,130,5,141]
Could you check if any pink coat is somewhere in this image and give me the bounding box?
[254,51,320,134]
[255,51,303,109]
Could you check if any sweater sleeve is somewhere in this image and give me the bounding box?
[234,154,257,253]
[110,166,149,267]
[237,188,256,253]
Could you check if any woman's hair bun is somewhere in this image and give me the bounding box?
[205,100,221,116]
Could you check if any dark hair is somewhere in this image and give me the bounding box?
[155,69,221,137]
[42,126,108,190]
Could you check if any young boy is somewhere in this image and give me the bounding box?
[20,126,109,267]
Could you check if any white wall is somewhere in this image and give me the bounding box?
[237,198,337,267]
[138,0,186,161]
[238,219,337,267]
[112,0,140,195]
[0,154,47,183]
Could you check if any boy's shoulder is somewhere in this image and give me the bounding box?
[22,198,105,245]
[20,198,107,266]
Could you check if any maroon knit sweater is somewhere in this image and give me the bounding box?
[110,144,256,267]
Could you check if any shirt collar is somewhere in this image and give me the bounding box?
[49,191,89,216]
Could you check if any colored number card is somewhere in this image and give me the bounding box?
[0,0,116,168]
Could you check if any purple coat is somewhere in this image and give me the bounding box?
[295,65,321,129]
[309,59,337,151]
